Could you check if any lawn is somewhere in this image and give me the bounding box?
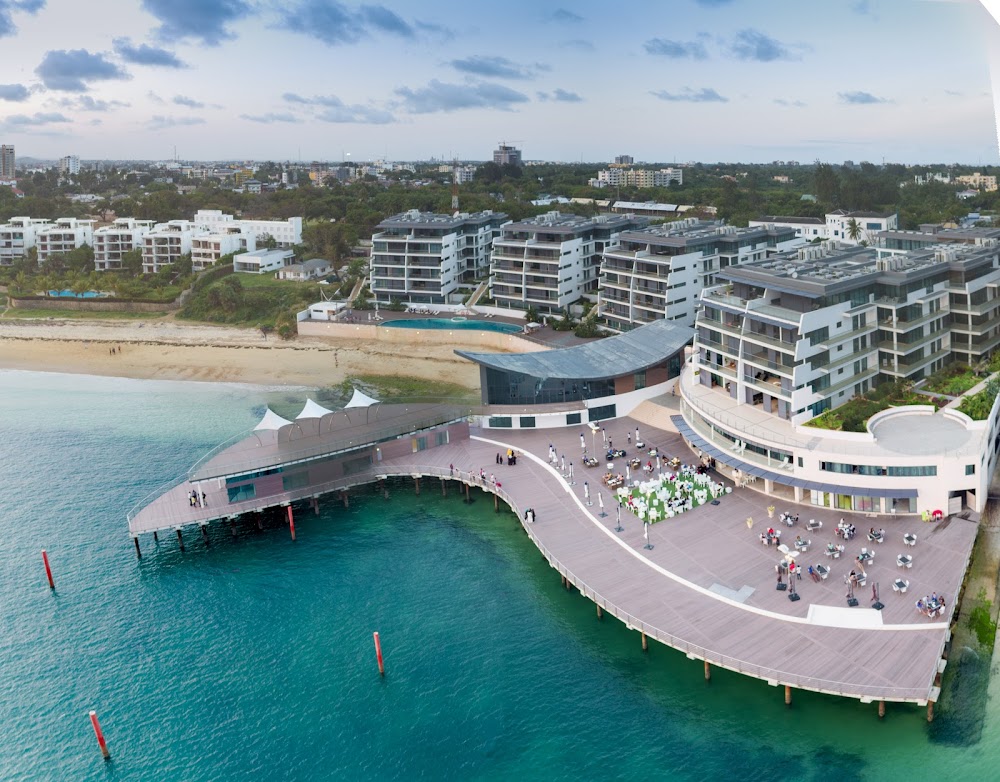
[622,471,731,523]
[804,380,938,432]
[0,308,163,320]
[922,364,981,396]
[316,374,479,406]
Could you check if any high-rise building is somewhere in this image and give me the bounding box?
[58,155,80,176]
[0,145,14,178]
[614,155,634,165]
[493,144,522,167]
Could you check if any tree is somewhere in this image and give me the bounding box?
[257,232,278,250]
[846,218,862,243]
[813,163,840,206]
[121,248,143,277]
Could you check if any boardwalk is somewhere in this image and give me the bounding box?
[129,415,976,706]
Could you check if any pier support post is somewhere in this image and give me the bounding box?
[152,530,158,543]
[257,514,263,530]
[89,710,110,760]
[201,524,209,543]
[176,528,184,552]
[132,537,141,560]
[464,483,470,503]
[414,477,420,495]
[705,661,711,682]
[287,506,296,541]
[596,605,603,620]
[230,519,237,537]
[927,701,935,723]
[641,632,648,652]
[42,550,55,587]
[313,497,320,515]
[342,491,350,508]
[784,685,792,706]
[373,631,385,676]
[494,493,499,512]
[441,478,446,497]
[878,700,885,719]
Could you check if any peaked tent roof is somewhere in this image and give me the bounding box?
[296,398,334,419]
[254,408,293,431]
[345,388,380,408]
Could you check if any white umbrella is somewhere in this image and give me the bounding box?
[626,464,631,480]
[580,433,586,451]
[598,492,605,516]
[644,521,653,550]
[584,481,591,505]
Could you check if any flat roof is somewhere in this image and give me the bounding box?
[456,319,693,381]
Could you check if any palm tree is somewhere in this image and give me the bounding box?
[846,218,863,243]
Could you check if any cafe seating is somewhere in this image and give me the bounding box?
[815,564,830,580]
[903,533,917,547]
[807,519,822,530]
[893,579,909,593]
[897,554,913,569]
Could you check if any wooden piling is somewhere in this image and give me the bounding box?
[287,505,296,541]
[596,604,603,619]
[312,497,320,515]
[464,483,470,503]
[441,478,446,496]
[927,701,935,722]
[705,660,711,682]
[230,519,237,537]
[641,632,648,652]
[133,537,141,560]
[414,476,420,495]
[89,710,110,760]
[342,491,350,508]
[494,493,499,512]
[257,514,263,530]
[152,530,158,543]
[784,685,792,706]
[878,700,885,719]
[373,631,385,676]
[201,524,209,542]
[176,528,184,551]
[42,549,55,588]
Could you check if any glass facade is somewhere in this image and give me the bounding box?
[483,367,616,405]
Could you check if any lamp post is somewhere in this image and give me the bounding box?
[615,505,623,532]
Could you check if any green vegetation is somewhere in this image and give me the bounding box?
[923,364,981,396]
[178,272,321,338]
[968,588,998,648]
[0,308,159,320]
[958,377,1000,421]
[804,380,934,432]
[320,374,478,405]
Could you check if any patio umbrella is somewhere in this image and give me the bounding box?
[584,481,591,505]
[598,492,606,516]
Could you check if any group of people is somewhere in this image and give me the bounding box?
[836,521,857,540]
[187,490,206,508]
[916,593,946,617]
[760,527,781,546]
[108,344,123,355]
[495,449,518,466]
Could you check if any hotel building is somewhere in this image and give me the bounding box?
[93,218,156,271]
[142,220,198,273]
[0,216,49,265]
[369,210,508,305]
[36,218,95,263]
[490,211,644,313]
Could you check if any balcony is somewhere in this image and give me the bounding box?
[740,329,797,353]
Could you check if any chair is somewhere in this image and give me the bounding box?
[893,579,909,593]
[816,564,830,579]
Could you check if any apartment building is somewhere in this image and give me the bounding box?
[955,172,998,191]
[599,221,801,332]
[36,218,95,263]
[142,220,198,273]
[0,216,49,265]
[877,225,1000,252]
[369,210,508,305]
[493,145,522,166]
[0,145,14,178]
[490,211,644,313]
[749,210,898,246]
[93,218,156,271]
[233,248,294,274]
[58,155,81,176]
[190,229,245,272]
[192,210,302,248]
[596,167,684,188]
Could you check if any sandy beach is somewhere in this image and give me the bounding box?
[0,318,481,389]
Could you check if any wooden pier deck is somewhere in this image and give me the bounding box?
[128,417,976,706]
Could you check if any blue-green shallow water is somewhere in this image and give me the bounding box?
[1,370,997,781]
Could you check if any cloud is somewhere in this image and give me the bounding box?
[838,90,891,104]
[142,0,252,46]
[651,86,728,103]
[147,90,165,104]
[561,38,595,51]
[52,95,130,112]
[240,112,301,123]
[147,115,207,130]
[773,98,806,107]
[414,20,454,41]
[0,0,45,39]
[538,88,583,102]
[549,8,583,22]
[449,55,544,80]
[173,94,205,108]
[644,38,708,59]
[35,49,131,92]
[728,29,803,62]
[0,83,30,102]
[113,38,187,68]
[278,1,424,46]
[394,79,530,113]
[1,111,71,128]
[280,92,393,123]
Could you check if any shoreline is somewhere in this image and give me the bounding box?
[0,318,481,389]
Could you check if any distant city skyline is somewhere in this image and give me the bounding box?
[1,0,999,164]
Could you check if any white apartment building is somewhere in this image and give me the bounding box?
[192,209,302,248]
[369,210,508,305]
[190,230,245,272]
[749,210,898,246]
[490,211,644,313]
[142,220,198,273]
[36,218,94,263]
[233,248,294,274]
[58,155,81,176]
[0,216,49,265]
[93,218,156,271]
[599,221,801,332]
[596,167,683,188]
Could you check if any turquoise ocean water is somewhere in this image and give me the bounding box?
[0,369,997,781]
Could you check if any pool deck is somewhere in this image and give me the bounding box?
[129,416,975,707]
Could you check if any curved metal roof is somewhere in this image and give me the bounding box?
[456,319,693,381]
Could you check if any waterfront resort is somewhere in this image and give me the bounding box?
[131,297,1000,716]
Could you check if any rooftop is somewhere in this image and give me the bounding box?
[500,210,640,234]
[376,209,507,230]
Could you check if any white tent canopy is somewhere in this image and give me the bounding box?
[296,398,334,419]
[345,388,380,408]
[254,408,293,431]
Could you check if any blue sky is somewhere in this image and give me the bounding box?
[0,0,998,163]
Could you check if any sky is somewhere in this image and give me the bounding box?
[1,0,999,164]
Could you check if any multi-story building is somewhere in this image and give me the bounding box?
[955,172,998,191]
[490,211,644,313]
[233,248,294,274]
[749,210,898,246]
[596,167,683,188]
[142,220,198,273]
[0,216,49,265]
[493,145,522,167]
[36,218,95,263]
[877,225,1000,252]
[599,221,801,332]
[58,155,80,176]
[0,145,14,178]
[370,210,508,305]
[192,210,302,248]
[613,155,634,165]
[93,218,155,271]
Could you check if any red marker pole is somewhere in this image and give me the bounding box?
[89,710,110,760]
[42,549,54,590]
[373,631,385,676]
[287,505,296,541]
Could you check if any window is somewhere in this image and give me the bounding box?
[588,404,617,422]
[227,484,256,503]
[966,464,976,475]
[634,371,647,390]
[489,416,513,428]
[282,473,310,492]
[566,412,582,425]
[413,436,428,452]
[519,416,536,428]
[342,455,372,476]
[435,430,449,446]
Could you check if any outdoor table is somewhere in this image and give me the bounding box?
[807,519,822,530]
[897,554,913,568]
[903,534,917,547]
[816,564,830,579]
[893,579,909,593]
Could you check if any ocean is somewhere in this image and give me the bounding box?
[0,370,997,781]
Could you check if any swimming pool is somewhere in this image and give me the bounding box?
[380,317,522,334]
[47,290,110,299]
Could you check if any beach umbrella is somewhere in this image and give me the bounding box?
[561,455,566,474]
[644,521,653,550]
[584,481,591,505]
[616,505,623,531]
[580,433,586,451]
[598,492,606,517]
[626,464,631,480]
